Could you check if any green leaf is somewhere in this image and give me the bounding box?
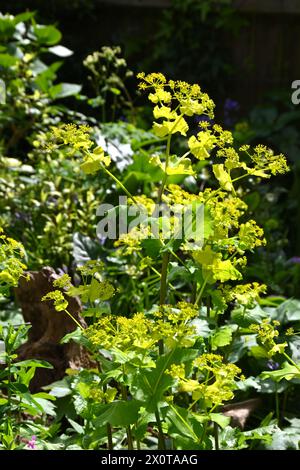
[94,400,141,427]
[231,304,267,328]
[261,362,300,382]
[47,379,72,398]
[14,12,35,24]
[49,83,82,99]
[33,25,62,45]
[165,405,211,450]
[72,233,102,265]
[141,238,162,258]
[209,413,231,429]
[130,349,198,411]
[213,164,233,191]
[68,418,84,434]
[0,53,18,67]
[211,326,233,350]
[33,397,56,417]
[13,359,53,369]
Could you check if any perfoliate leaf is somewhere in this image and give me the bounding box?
[213,164,234,191]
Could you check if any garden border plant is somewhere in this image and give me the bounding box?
[34,73,299,451]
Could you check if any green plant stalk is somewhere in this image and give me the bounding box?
[155,407,166,450]
[275,384,280,425]
[159,252,170,355]
[196,277,208,306]
[157,133,171,204]
[102,166,138,205]
[121,373,134,450]
[64,310,84,331]
[283,352,300,372]
[6,352,13,449]
[160,252,170,306]
[213,422,219,450]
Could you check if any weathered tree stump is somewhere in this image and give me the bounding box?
[15,267,92,391]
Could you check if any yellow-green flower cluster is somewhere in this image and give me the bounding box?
[189,125,233,161]
[137,72,215,140]
[49,124,111,175]
[178,353,241,408]
[193,246,242,284]
[85,313,157,351]
[85,302,200,353]
[50,124,93,154]
[114,225,150,255]
[0,228,27,291]
[222,282,267,307]
[250,319,287,357]
[42,290,68,312]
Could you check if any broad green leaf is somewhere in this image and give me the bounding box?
[67,418,84,434]
[209,413,231,429]
[211,326,233,350]
[13,359,53,369]
[165,405,212,450]
[231,304,267,328]
[46,379,72,398]
[261,362,300,382]
[0,53,18,67]
[14,12,35,24]
[49,83,82,99]
[33,25,62,45]
[141,238,162,258]
[93,400,141,427]
[130,349,198,411]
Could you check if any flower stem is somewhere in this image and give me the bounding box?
[155,407,166,450]
[160,252,170,306]
[65,310,84,331]
[158,252,170,355]
[103,166,138,205]
[195,278,208,306]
